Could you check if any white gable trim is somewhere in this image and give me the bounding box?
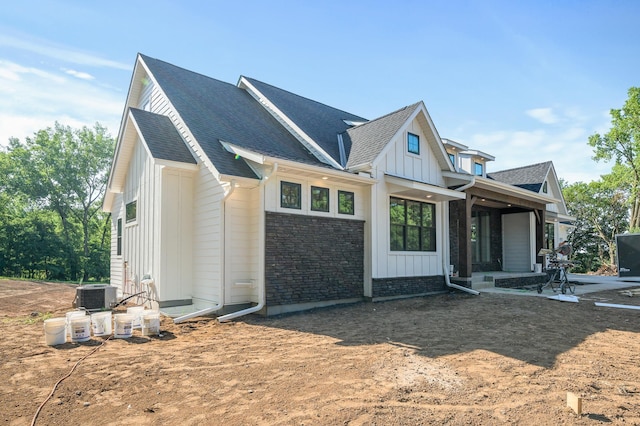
[238,77,344,170]
[370,102,455,172]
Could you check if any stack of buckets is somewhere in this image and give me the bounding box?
[43,307,161,346]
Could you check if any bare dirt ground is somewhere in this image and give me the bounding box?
[1,279,639,425]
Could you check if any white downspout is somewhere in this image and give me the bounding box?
[455,176,475,192]
[444,260,479,295]
[173,179,237,324]
[218,163,278,322]
[443,175,479,295]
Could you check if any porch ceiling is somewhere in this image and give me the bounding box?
[385,174,466,202]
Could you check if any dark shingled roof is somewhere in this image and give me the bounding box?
[129,108,196,164]
[140,54,324,178]
[243,77,368,165]
[489,161,552,192]
[345,103,421,168]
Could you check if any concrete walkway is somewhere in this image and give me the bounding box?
[479,274,640,298]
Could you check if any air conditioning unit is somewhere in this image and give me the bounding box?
[74,285,118,311]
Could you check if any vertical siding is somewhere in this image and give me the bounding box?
[122,140,157,294]
[192,166,225,304]
[109,194,124,292]
[225,187,260,304]
[160,169,194,302]
[370,116,448,279]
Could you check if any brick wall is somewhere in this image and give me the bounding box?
[265,212,364,307]
[371,276,446,298]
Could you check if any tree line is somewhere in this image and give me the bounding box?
[0,123,114,282]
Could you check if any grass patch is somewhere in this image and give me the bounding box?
[2,312,55,325]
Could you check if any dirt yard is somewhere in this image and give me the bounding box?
[1,279,639,425]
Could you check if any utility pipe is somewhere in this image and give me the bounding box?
[218,164,278,322]
[443,260,479,295]
[173,179,237,324]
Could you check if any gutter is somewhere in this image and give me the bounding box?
[173,179,237,324]
[217,164,278,322]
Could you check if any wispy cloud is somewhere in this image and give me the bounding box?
[526,107,559,124]
[0,60,122,145]
[0,33,130,70]
[64,68,95,80]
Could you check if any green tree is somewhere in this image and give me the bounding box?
[589,87,640,230]
[563,177,628,272]
[1,122,114,281]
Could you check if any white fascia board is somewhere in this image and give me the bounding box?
[218,174,261,188]
[442,138,469,151]
[139,56,222,183]
[155,159,199,171]
[385,173,466,201]
[238,77,344,170]
[460,149,495,161]
[475,176,559,204]
[220,140,266,164]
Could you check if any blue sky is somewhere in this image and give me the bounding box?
[1,0,638,183]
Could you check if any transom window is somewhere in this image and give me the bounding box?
[407,132,420,155]
[310,186,329,212]
[281,181,301,209]
[390,197,436,251]
[338,190,354,215]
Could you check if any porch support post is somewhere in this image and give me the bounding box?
[536,208,545,266]
[459,194,473,278]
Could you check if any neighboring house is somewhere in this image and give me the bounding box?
[103,54,573,320]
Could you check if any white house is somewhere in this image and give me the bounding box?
[103,54,573,321]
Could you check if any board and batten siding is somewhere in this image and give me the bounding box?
[160,169,194,303]
[191,165,225,305]
[120,139,160,296]
[109,194,124,292]
[224,187,260,304]
[370,118,446,280]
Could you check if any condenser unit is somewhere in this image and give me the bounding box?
[74,284,118,311]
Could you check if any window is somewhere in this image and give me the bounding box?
[311,186,329,212]
[126,201,137,223]
[117,218,122,256]
[448,153,455,166]
[474,162,484,176]
[545,222,555,250]
[407,132,420,155]
[338,190,354,215]
[542,181,548,193]
[281,181,301,209]
[471,211,490,263]
[389,197,436,251]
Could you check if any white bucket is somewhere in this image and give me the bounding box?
[127,306,145,329]
[70,316,91,342]
[141,310,160,336]
[113,313,134,339]
[66,311,87,339]
[91,311,112,336]
[44,317,67,346]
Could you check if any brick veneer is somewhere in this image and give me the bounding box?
[265,212,364,307]
[372,275,446,298]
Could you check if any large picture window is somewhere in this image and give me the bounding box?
[281,181,301,209]
[390,197,436,251]
[311,186,329,212]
